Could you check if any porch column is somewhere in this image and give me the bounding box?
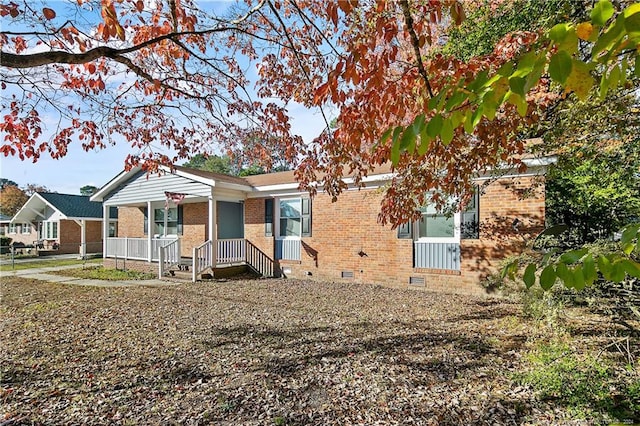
[102,205,109,258]
[80,219,86,258]
[147,201,153,261]
[209,196,216,267]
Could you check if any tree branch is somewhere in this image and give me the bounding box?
[399,0,434,98]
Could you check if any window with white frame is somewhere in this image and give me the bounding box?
[0,225,5,235]
[108,221,117,238]
[417,203,460,242]
[278,198,311,238]
[144,206,182,236]
[9,223,17,234]
[39,221,58,239]
[397,187,479,241]
[21,223,31,234]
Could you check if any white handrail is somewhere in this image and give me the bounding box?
[193,240,213,282]
[158,238,180,278]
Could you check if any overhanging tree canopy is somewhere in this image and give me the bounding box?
[2,1,639,283]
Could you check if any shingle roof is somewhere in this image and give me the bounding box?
[173,166,251,187]
[38,193,104,218]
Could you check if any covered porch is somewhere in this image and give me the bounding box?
[92,166,276,281]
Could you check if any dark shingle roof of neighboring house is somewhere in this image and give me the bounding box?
[0,213,11,221]
[38,192,104,218]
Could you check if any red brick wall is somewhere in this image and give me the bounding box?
[58,220,104,254]
[244,175,545,296]
[181,202,208,257]
[117,207,146,238]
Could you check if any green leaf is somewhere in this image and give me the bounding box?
[624,10,640,33]
[591,0,614,26]
[399,125,417,153]
[635,55,640,77]
[463,110,475,133]
[620,223,640,244]
[597,255,613,281]
[417,129,431,155]
[524,57,546,93]
[507,92,528,117]
[611,261,626,282]
[440,117,454,145]
[573,266,586,291]
[467,70,489,93]
[509,76,526,97]
[549,23,571,42]
[621,259,640,278]
[549,51,573,85]
[540,265,556,290]
[592,14,625,57]
[428,91,446,110]
[426,114,443,138]
[444,91,468,111]
[523,263,536,289]
[622,242,635,256]
[559,248,588,264]
[378,127,394,147]
[390,126,404,164]
[555,262,574,288]
[583,254,597,286]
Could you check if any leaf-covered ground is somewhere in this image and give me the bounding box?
[0,277,634,425]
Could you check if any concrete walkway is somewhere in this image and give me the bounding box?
[0,264,178,287]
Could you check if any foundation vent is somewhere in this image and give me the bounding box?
[341,271,354,279]
[409,276,426,287]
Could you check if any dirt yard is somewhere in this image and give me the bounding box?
[1,276,636,425]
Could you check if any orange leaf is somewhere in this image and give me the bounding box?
[576,22,593,41]
[86,63,96,74]
[43,7,56,20]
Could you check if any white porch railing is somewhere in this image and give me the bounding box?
[193,240,213,282]
[217,238,246,264]
[158,239,181,278]
[106,237,178,261]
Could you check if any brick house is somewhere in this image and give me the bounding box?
[10,192,116,256]
[91,158,551,295]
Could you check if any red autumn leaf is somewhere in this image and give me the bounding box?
[43,7,56,20]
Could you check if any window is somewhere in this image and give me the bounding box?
[144,206,182,236]
[279,198,301,237]
[0,226,4,236]
[108,221,117,238]
[265,198,274,237]
[9,224,17,234]
[418,204,456,239]
[278,198,311,238]
[21,223,31,234]
[39,221,58,239]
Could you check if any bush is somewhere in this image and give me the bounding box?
[0,236,12,254]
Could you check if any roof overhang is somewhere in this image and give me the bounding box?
[11,193,62,223]
[91,165,253,202]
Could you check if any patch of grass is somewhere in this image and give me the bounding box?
[53,266,155,281]
[0,258,101,272]
[515,338,639,422]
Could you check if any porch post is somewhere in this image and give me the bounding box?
[147,201,153,261]
[209,196,216,267]
[102,205,109,258]
[80,219,86,258]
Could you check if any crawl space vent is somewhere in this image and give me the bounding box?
[341,271,354,279]
[409,276,426,286]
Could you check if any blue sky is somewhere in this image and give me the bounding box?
[0,1,329,194]
[0,104,327,194]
